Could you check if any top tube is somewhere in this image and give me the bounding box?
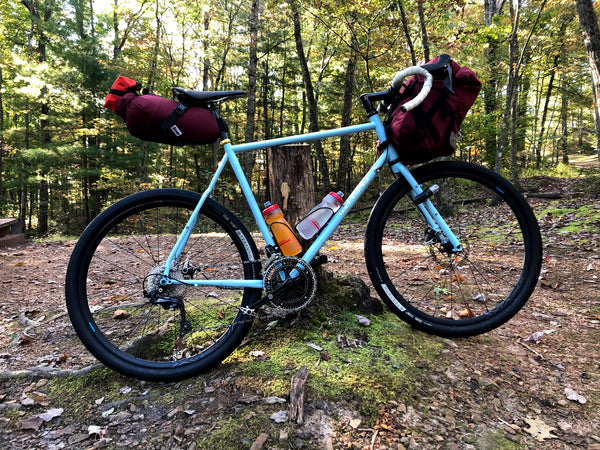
[230,122,377,154]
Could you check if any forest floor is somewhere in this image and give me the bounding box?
[0,172,599,449]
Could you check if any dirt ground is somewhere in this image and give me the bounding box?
[0,175,598,449]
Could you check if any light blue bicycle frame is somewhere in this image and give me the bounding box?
[161,113,462,290]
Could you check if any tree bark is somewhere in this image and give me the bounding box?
[337,25,358,194]
[267,145,314,228]
[574,0,600,159]
[535,19,568,168]
[397,0,416,65]
[0,67,4,214]
[291,2,331,193]
[482,0,505,164]
[417,0,430,61]
[244,0,260,179]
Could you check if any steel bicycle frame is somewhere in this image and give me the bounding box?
[161,113,462,289]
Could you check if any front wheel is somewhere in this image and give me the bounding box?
[65,189,262,381]
[365,161,542,337]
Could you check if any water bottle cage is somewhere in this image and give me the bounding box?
[268,221,301,248]
[300,206,335,222]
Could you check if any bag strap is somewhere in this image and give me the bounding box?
[160,102,189,134]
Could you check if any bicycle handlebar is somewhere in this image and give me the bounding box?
[391,66,433,112]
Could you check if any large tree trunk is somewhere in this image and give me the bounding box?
[291,2,331,193]
[575,0,600,159]
[267,145,314,229]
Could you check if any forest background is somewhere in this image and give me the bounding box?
[0,0,598,237]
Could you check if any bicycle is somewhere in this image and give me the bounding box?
[65,58,543,382]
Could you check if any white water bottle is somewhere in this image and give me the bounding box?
[296,191,344,240]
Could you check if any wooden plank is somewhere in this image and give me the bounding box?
[0,218,18,238]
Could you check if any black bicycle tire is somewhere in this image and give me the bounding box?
[65,189,261,381]
[365,161,542,337]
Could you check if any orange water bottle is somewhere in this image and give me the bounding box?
[262,202,302,256]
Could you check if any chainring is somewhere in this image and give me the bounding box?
[262,256,317,312]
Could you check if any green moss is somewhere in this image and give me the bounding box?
[227,310,443,418]
[463,429,524,449]
[196,406,279,449]
[47,368,126,419]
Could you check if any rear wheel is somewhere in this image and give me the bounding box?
[65,189,261,381]
[365,161,542,337]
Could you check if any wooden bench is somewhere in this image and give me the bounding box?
[0,218,24,246]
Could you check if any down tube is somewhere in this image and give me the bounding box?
[301,151,388,264]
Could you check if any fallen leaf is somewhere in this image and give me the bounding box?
[306,342,323,352]
[564,388,587,404]
[270,410,288,423]
[452,274,466,282]
[112,309,130,320]
[88,425,106,436]
[349,418,362,429]
[524,417,557,441]
[263,396,286,404]
[18,416,44,430]
[524,331,545,344]
[457,307,475,318]
[101,407,114,418]
[36,408,63,422]
[356,315,371,326]
[119,386,132,394]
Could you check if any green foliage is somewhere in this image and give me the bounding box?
[0,0,595,235]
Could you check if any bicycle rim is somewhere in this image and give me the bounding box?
[65,189,261,381]
[365,161,542,337]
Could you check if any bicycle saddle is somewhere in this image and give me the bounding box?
[172,88,247,106]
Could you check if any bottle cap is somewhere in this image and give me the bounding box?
[262,203,280,215]
[329,192,343,203]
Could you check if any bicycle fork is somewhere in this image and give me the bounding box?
[391,160,463,254]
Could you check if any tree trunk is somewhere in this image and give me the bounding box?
[267,145,314,229]
[291,2,331,193]
[417,0,430,61]
[575,0,600,159]
[495,0,520,173]
[337,28,358,194]
[559,74,569,164]
[0,67,4,214]
[482,0,505,165]
[244,0,260,178]
[397,0,416,65]
[535,20,568,168]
